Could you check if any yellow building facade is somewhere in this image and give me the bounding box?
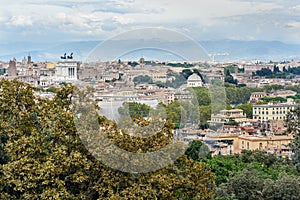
[238,135,293,151]
[253,99,297,122]
[205,134,293,155]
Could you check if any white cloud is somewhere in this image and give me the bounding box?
[287,21,300,28]
[0,0,299,43]
[9,16,33,26]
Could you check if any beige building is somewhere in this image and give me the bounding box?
[238,135,293,153]
[210,109,247,124]
[250,92,267,103]
[253,99,298,122]
[205,134,240,154]
[206,133,293,156]
[269,90,297,98]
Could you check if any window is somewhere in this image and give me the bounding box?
[247,142,250,150]
[259,143,263,150]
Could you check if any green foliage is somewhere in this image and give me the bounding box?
[261,96,286,103]
[199,105,211,124]
[224,65,237,73]
[0,79,215,199]
[46,86,58,93]
[286,66,300,74]
[264,84,284,92]
[225,86,263,105]
[234,103,253,118]
[132,75,153,84]
[223,169,264,200]
[216,169,300,200]
[185,140,210,160]
[286,85,300,93]
[167,62,194,68]
[202,150,298,187]
[286,106,300,172]
[155,69,186,88]
[203,155,246,186]
[224,69,237,85]
[207,150,299,199]
[163,100,199,128]
[262,173,300,200]
[118,102,151,118]
[254,68,273,77]
[0,68,6,75]
[189,87,211,106]
[253,66,300,79]
[127,61,139,67]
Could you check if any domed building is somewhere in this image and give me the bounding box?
[187,73,203,87]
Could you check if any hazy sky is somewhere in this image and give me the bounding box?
[0,0,300,44]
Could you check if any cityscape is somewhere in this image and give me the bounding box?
[1,0,300,199]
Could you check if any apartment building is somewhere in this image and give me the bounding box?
[210,109,247,124]
[253,99,298,122]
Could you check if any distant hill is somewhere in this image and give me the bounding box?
[201,40,300,62]
[0,41,98,62]
[1,40,300,62]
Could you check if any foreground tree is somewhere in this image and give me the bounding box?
[0,79,215,199]
[185,140,211,161]
[286,106,300,171]
[216,169,300,200]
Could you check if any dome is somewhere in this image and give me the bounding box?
[187,73,203,87]
[188,73,201,81]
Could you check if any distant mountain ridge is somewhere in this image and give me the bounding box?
[1,40,300,62]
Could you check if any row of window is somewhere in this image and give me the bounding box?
[241,141,263,150]
[253,116,285,120]
[254,111,286,115]
[254,107,292,110]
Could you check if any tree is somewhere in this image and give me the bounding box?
[132,75,153,84]
[118,102,151,118]
[273,65,280,73]
[224,69,237,85]
[189,87,211,106]
[264,84,284,92]
[217,171,300,200]
[235,103,253,118]
[255,68,273,77]
[225,86,264,105]
[180,69,193,79]
[0,80,91,199]
[286,106,300,172]
[199,105,211,128]
[0,79,216,199]
[262,174,300,200]
[224,169,264,200]
[185,140,210,161]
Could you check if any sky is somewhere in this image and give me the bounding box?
[0,0,300,44]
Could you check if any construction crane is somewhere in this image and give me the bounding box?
[208,52,229,64]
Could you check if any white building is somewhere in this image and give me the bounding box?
[54,59,81,83]
[187,73,203,87]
